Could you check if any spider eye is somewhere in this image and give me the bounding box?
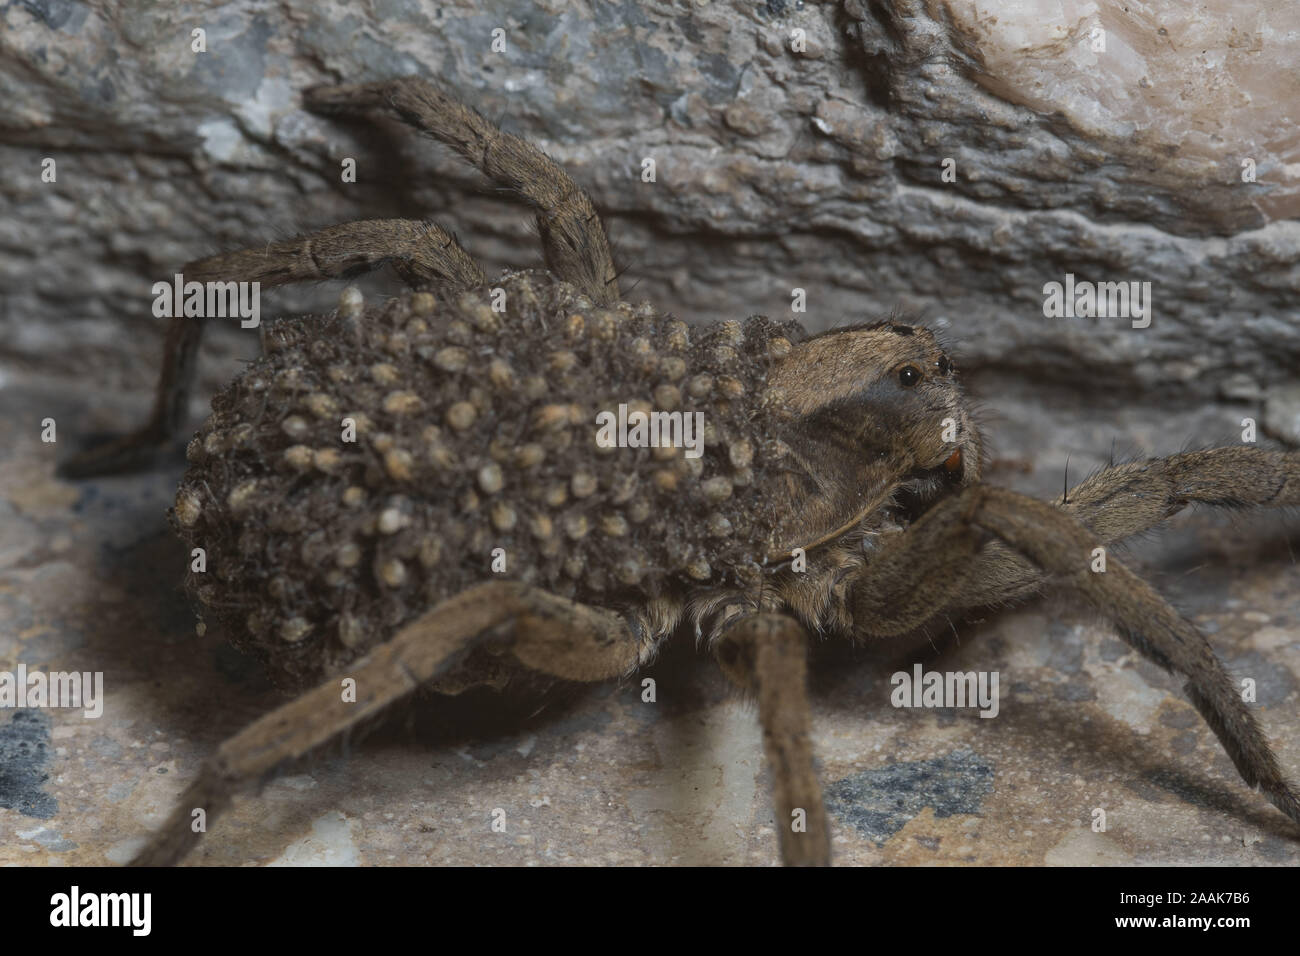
[936,355,952,376]
[898,364,922,387]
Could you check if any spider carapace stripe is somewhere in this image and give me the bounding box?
[58,77,1300,865]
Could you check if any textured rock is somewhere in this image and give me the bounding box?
[2,0,1298,408]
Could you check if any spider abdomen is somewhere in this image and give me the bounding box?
[169,270,801,691]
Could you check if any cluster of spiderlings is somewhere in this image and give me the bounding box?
[169,270,805,691]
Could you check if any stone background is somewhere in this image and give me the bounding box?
[1,0,1297,865]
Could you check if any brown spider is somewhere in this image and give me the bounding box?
[61,77,1300,866]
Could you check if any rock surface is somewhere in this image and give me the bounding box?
[2,0,1298,402]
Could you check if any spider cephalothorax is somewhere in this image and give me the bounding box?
[751,321,983,635]
[60,77,1300,867]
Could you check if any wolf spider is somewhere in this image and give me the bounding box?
[61,77,1300,866]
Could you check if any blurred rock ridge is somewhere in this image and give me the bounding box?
[2,0,1297,416]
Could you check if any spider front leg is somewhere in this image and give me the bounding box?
[130,581,643,866]
[849,485,1300,829]
[715,614,831,866]
[59,219,486,478]
[950,446,1300,608]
